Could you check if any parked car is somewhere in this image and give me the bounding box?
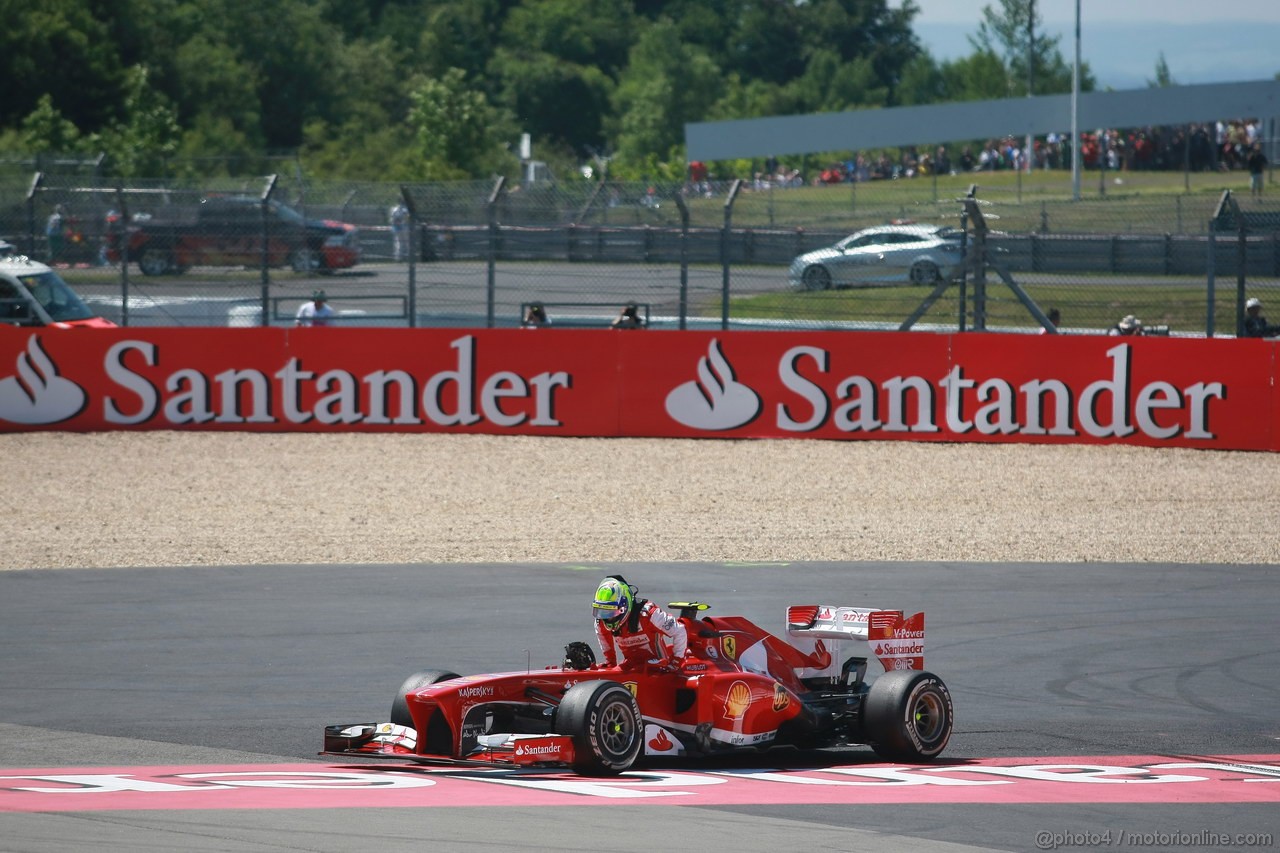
[788,223,965,290]
[0,254,116,328]
[106,196,361,276]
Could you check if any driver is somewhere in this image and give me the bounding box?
[592,575,687,670]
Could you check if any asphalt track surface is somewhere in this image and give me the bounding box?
[2,561,1278,852]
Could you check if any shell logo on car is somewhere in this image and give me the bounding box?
[724,681,752,718]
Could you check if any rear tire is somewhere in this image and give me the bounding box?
[909,260,940,285]
[290,249,318,273]
[864,670,952,761]
[389,669,460,729]
[555,680,643,775]
[138,250,174,276]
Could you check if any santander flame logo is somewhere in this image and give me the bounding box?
[0,335,86,425]
[664,339,760,430]
[648,729,674,752]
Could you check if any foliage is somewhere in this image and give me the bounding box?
[407,68,518,180]
[1,0,1110,181]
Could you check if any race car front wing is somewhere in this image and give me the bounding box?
[322,723,576,768]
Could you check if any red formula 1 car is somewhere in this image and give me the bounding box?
[323,602,953,776]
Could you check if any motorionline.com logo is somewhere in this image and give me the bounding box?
[1035,829,1273,850]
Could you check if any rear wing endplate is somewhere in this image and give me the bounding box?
[786,605,925,673]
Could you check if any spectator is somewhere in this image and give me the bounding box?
[296,290,334,327]
[1108,314,1144,336]
[522,303,550,327]
[934,145,952,176]
[687,160,711,197]
[45,205,65,265]
[611,302,644,329]
[1243,297,1280,338]
[1247,143,1267,199]
[1039,307,1061,335]
[388,202,410,261]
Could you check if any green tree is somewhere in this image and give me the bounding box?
[786,50,888,113]
[95,65,182,177]
[1148,53,1176,88]
[416,0,505,79]
[489,0,636,154]
[16,94,86,153]
[609,20,724,174]
[938,49,1015,102]
[970,0,1092,96]
[489,49,615,155]
[0,0,124,130]
[171,35,264,148]
[796,0,922,99]
[896,52,945,106]
[408,68,516,179]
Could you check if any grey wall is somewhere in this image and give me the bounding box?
[685,80,1280,162]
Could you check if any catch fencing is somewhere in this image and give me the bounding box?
[3,172,1278,337]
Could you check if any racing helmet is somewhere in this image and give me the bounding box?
[592,577,634,631]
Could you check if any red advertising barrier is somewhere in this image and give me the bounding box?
[1,327,1276,451]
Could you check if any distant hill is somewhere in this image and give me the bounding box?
[914,21,1280,90]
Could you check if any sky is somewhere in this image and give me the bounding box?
[905,0,1280,89]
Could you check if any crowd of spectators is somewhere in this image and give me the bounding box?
[720,118,1269,192]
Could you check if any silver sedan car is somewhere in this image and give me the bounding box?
[788,223,965,290]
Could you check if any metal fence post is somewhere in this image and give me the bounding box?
[721,179,742,330]
[260,174,278,326]
[1233,199,1248,338]
[486,176,505,329]
[25,172,44,257]
[674,193,690,330]
[116,187,130,327]
[401,184,417,328]
[1206,219,1216,337]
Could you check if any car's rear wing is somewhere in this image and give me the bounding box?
[785,605,925,675]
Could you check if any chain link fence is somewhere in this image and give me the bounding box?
[3,171,1277,337]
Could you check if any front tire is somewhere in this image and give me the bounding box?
[801,265,833,291]
[555,681,643,775]
[389,669,459,729]
[864,670,953,761]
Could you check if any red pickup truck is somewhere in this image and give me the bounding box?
[106,196,361,275]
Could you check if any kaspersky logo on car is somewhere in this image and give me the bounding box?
[664,339,761,431]
[0,335,86,425]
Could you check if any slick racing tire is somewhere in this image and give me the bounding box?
[389,669,460,729]
[555,680,643,776]
[864,670,953,761]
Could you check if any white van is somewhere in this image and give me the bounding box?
[0,252,116,329]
